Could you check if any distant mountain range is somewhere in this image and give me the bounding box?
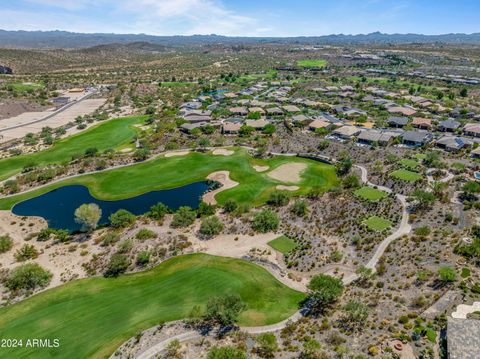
[1,30,480,48]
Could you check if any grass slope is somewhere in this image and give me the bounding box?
[354,186,388,202]
[0,148,337,209]
[0,254,304,359]
[268,235,298,254]
[0,116,146,181]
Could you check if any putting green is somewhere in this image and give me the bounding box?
[0,254,304,358]
[390,169,422,183]
[0,116,147,181]
[354,186,388,202]
[268,235,298,254]
[0,148,337,209]
[363,216,393,231]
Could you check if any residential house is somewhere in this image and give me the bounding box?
[387,106,417,116]
[331,126,361,140]
[471,146,480,159]
[439,119,461,132]
[309,119,333,132]
[357,130,394,146]
[248,107,265,114]
[180,102,202,110]
[283,105,301,113]
[180,122,207,133]
[291,114,310,124]
[387,116,409,128]
[401,130,434,147]
[436,136,472,152]
[229,107,248,116]
[411,118,432,130]
[245,119,270,130]
[266,107,284,116]
[463,123,480,138]
[222,121,242,134]
[52,96,69,105]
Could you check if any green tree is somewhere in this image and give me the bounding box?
[133,148,150,161]
[460,88,468,98]
[198,202,215,216]
[75,203,102,232]
[109,209,136,228]
[207,346,246,359]
[438,266,456,283]
[204,293,246,327]
[307,274,344,313]
[336,158,352,176]
[239,125,254,136]
[148,202,170,220]
[410,190,436,210]
[200,216,224,237]
[342,174,360,189]
[6,263,52,291]
[263,124,276,135]
[171,206,196,228]
[252,209,279,233]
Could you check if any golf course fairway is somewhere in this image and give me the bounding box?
[0,115,147,181]
[0,148,337,209]
[0,254,304,358]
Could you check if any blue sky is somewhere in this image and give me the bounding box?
[1,0,479,36]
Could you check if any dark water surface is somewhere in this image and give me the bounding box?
[12,183,210,232]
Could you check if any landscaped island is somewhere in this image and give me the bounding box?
[0,254,304,359]
[0,148,338,210]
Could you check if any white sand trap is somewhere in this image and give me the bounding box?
[119,147,133,153]
[276,185,299,191]
[203,171,239,205]
[253,165,269,172]
[212,149,234,156]
[267,163,307,183]
[165,150,190,158]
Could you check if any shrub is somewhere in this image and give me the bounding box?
[100,232,120,246]
[252,210,279,233]
[5,263,52,291]
[290,200,308,217]
[267,191,289,207]
[414,226,431,237]
[136,251,151,267]
[438,266,456,283]
[109,209,136,228]
[135,229,157,241]
[14,244,39,262]
[104,254,130,277]
[171,206,196,228]
[207,346,246,359]
[117,240,133,254]
[198,202,215,216]
[0,235,13,253]
[199,216,224,237]
[223,199,238,213]
[256,333,278,359]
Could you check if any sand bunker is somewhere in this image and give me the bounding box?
[253,165,269,172]
[267,163,307,183]
[203,171,239,205]
[212,149,234,156]
[276,185,299,191]
[165,150,190,158]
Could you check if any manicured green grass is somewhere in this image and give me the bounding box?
[399,159,420,169]
[390,169,423,183]
[363,216,393,231]
[237,69,278,82]
[0,254,304,358]
[0,116,146,181]
[0,148,337,210]
[354,186,388,202]
[297,59,328,68]
[7,82,44,92]
[268,235,298,254]
[159,81,196,87]
[414,153,427,161]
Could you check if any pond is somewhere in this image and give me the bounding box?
[12,182,211,232]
